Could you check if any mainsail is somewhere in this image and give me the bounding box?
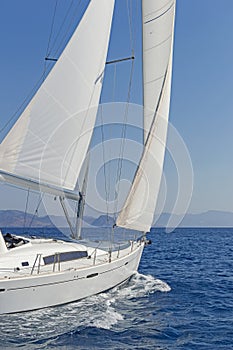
[0,0,115,199]
[116,0,176,232]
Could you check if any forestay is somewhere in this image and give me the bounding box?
[116,0,176,232]
[0,0,115,197]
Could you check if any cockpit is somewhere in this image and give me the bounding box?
[3,233,29,249]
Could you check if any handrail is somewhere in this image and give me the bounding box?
[31,254,42,275]
[53,253,61,272]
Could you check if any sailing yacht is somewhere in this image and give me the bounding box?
[0,0,175,314]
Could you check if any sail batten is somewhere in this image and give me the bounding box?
[116,0,176,232]
[0,0,115,195]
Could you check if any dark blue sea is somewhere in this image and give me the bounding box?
[0,227,233,349]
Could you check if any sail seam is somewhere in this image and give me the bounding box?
[61,0,115,187]
[64,52,93,91]
[144,34,172,52]
[144,2,174,24]
[15,129,81,190]
[42,86,70,116]
[145,74,164,85]
[15,160,72,189]
[144,0,173,19]
[27,128,49,147]
[61,80,100,187]
[25,128,80,186]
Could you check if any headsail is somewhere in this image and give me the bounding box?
[0,0,115,198]
[143,0,175,141]
[116,0,176,232]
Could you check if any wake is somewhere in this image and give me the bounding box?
[115,272,171,298]
[0,273,171,345]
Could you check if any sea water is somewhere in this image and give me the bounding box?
[0,227,232,349]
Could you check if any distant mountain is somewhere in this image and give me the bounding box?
[0,210,113,228]
[91,215,115,227]
[155,210,233,227]
[1,210,233,228]
[0,210,54,228]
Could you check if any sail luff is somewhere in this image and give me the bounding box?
[143,0,175,141]
[116,0,176,232]
[0,0,115,196]
[141,0,145,146]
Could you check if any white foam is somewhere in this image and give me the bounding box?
[112,273,171,299]
[77,293,124,330]
[92,305,124,329]
[0,273,171,341]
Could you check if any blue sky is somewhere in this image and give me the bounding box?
[0,0,232,216]
[172,0,233,213]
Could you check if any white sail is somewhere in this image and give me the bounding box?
[142,0,175,141]
[0,0,115,197]
[116,0,175,232]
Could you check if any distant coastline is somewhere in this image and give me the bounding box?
[1,210,233,228]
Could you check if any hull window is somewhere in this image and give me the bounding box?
[43,251,88,265]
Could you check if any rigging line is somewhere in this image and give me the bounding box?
[1,2,79,136]
[128,0,139,58]
[114,58,135,221]
[28,193,45,228]
[0,1,86,139]
[0,72,45,137]
[23,188,30,230]
[107,63,117,206]
[99,62,117,230]
[61,75,97,188]
[52,0,83,59]
[144,65,169,147]
[112,63,117,102]
[0,0,70,137]
[46,0,58,56]
[47,0,75,57]
[100,104,110,221]
[0,1,81,138]
[133,0,140,51]
[61,5,112,189]
[121,64,169,206]
[127,0,134,56]
[113,1,136,221]
[43,0,58,77]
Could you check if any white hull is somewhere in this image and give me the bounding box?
[0,234,144,314]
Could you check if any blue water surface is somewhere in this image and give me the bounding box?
[0,227,233,349]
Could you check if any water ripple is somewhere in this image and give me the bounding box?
[1,227,233,349]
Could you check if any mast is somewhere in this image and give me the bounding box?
[75,153,90,240]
